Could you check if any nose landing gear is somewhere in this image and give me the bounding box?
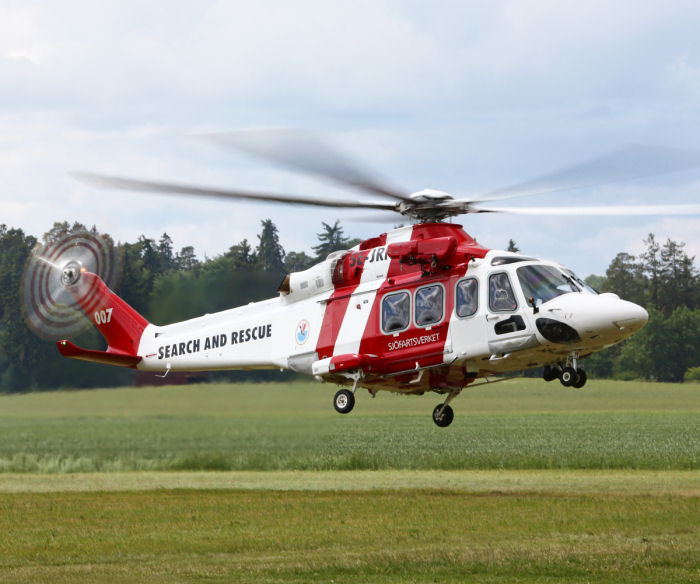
[571,368,587,388]
[544,356,587,388]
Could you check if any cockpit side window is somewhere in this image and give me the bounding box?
[489,272,517,312]
[415,284,444,327]
[456,278,478,318]
[381,291,410,333]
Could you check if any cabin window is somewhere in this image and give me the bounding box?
[489,272,517,312]
[415,284,444,327]
[381,291,410,333]
[456,278,478,318]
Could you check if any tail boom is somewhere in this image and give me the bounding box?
[56,270,149,368]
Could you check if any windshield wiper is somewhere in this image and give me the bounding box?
[561,272,582,292]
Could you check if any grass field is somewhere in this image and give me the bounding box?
[0,379,697,472]
[0,379,698,582]
[1,489,697,583]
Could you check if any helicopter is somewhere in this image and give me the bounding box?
[23,130,700,426]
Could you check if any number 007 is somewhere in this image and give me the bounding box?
[94,307,113,325]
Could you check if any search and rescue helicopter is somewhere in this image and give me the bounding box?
[23,131,700,426]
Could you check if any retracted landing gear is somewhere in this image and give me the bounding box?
[432,391,460,428]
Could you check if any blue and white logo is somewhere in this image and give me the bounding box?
[296,319,310,345]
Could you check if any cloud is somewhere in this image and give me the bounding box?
[0,1,699,277]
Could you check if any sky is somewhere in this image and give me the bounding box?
[1,0,700,278]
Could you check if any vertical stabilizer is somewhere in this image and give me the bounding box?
[56,269,150,367]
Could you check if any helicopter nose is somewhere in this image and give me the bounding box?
[612,299,648,335]
[576,293,648,343]
[537,293,648,346]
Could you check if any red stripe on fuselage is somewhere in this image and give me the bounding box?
[358,224,474,378]
[314,254,370,360]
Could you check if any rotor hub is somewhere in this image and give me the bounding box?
[399,189,462,222]
[408,188,454,202]
[61,261,83,286]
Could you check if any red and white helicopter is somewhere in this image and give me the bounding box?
[24,131,700,426]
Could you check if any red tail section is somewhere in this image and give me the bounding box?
[56,271,150,368]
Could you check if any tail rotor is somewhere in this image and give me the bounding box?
[22,231,121,340]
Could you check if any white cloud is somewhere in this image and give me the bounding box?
[0,0,699,277]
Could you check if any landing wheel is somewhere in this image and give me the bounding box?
[572,369,587,388]
[432,404,454,428]
[543,365,558,382]
[333,389,355,414]
[559,367,576,387]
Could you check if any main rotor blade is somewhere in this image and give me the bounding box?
[72,172,398,211]
[476,144,700,203]
[198,128,409,202]
[470,203,700,215]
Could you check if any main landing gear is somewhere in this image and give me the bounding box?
[333,389,355,414]
[333,373,361,414]
[543,357,587,389]
[432,391,459,428]
[332,378,461,428]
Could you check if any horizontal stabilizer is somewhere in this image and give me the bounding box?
[56,340,142,368]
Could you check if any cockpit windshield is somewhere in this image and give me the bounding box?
[561,268,598,294]
[517,265,580,306]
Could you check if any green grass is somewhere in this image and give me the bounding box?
[0,489,697,583]
[2,378,699,417]
[0,469,698,495]
[0,412,697,472]
[0,380,698,472]
[0,380,698,582]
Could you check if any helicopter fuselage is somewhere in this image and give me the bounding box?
[128,223,647,394]
[56,221,648,426]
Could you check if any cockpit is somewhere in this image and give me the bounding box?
[515,264,597,307]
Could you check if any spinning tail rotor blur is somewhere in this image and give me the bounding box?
[22,232,122,340]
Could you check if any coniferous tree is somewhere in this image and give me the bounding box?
[255,219,285,272]
[658,238,698,314]
[227,238,256,268]
[312,220,350,260]
[640,233,662,308]
[157,233,175,272]
[175,245,199,272]
[603,252,646,305]
[0,225,41,391]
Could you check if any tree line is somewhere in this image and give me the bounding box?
[0,219,357,392]
[583,234,700,382]
[0,224,698,392]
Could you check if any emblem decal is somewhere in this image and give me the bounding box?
[296,319,310,345]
